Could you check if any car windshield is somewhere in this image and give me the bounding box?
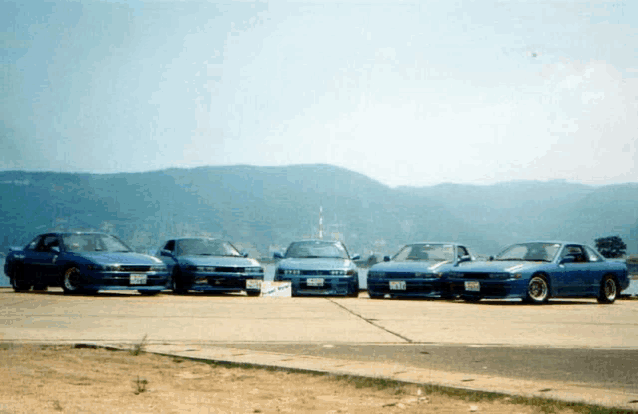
[494,242,561,262]
[62,233,131,253]
[285,241,349,259]
[175,239,241,257]
[392,244,455,262]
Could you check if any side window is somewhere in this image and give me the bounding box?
[458,246,469,257]
[584,246,601,262]
[563,245,587,263]
[164,240,175,252]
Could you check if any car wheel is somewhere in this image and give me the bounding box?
[597,275,618,304]
[461,295,482,303]
[62,266,83,294]
[138,290,160,296]
[348,289,360,298]
[246,290,261,297]
[10,267,32,292]
[171,270,188,294]
[525,275,550,304]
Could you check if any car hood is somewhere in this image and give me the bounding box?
[277,258,355,271]
[73,252,164,266]
[177,256,260,267]
[370,261,453,273]
[449,260,544,273]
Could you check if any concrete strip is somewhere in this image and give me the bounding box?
[90,342,638,411]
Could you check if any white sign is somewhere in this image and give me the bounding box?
[260,281,292,298]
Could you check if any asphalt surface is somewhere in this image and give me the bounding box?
[3,287,638,409]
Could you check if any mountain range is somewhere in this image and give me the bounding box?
[1,165,637,258]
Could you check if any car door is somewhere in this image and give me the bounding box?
[158,240,177,274]
[32,234,63,286]
[554,245,589,296]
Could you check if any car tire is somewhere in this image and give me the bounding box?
[138,290,161,296]
[10,266,32,292]
[246,290,261,297]
[524,275,550,304]
[171,270,188,294]
[461,295,482,303]
[62,266,84,294]
[348,289,360,298]
[597,275,618,304]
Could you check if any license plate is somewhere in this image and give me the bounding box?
[465,281,480,292]
[246,279,262,289]
[130,274,147,285]
[307,278,324,287]
[389,281,406,290]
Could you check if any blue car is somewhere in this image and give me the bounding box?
[158,237,264,296]
[4,232,169,295]
[446,241,630,304]
[367,242,474,299]
[273,240,360,297]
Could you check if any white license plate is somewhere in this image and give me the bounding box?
[389,281,406,290]
[246,279,262,289]
[307,278,324,287]
[465,281,480,292]
[130,274,147,285]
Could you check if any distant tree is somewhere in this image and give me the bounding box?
[595,236,627,258]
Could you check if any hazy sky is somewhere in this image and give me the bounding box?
[1,0,637,187]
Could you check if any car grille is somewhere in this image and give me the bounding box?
[214,267,244,273]
[300,270,332,276]
[119,265,153,272]
[456,273,491,279]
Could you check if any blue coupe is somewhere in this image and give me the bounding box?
[273,240,360,297]
[446,241,629,304]
[4,232,169,295]
[158,237,264,295]
[367,242,474,299]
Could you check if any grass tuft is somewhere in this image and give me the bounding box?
[133,376,148,395]
[130,334,148,356]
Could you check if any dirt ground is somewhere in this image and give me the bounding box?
[0,343,620,414]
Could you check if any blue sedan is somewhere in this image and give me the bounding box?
[367,242,474,299]
[273,240,360,297]
[4,232,169,295]
[446,241,629,304]
[158,238,264,295]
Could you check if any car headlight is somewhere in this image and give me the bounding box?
[369,272,385,278]
[150,264,167,272]
[283,269,301,275]
[447,272,461,278]
[489,273,510,280]
[511,273,522,279]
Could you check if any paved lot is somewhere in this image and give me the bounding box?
[3,288,638,409]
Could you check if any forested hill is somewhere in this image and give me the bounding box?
[1,165,637,257]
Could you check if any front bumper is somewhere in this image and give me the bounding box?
[448,278,527,299]
[182,271,264,292]
[367,277,447,298]
[275,275,358,296]
[79,271,170,291]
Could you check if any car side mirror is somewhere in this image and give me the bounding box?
[273,252,284,259]
[351,254,360,261]
[488,255,494,261]
[241,251,249,258]
[383,256,391,262]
